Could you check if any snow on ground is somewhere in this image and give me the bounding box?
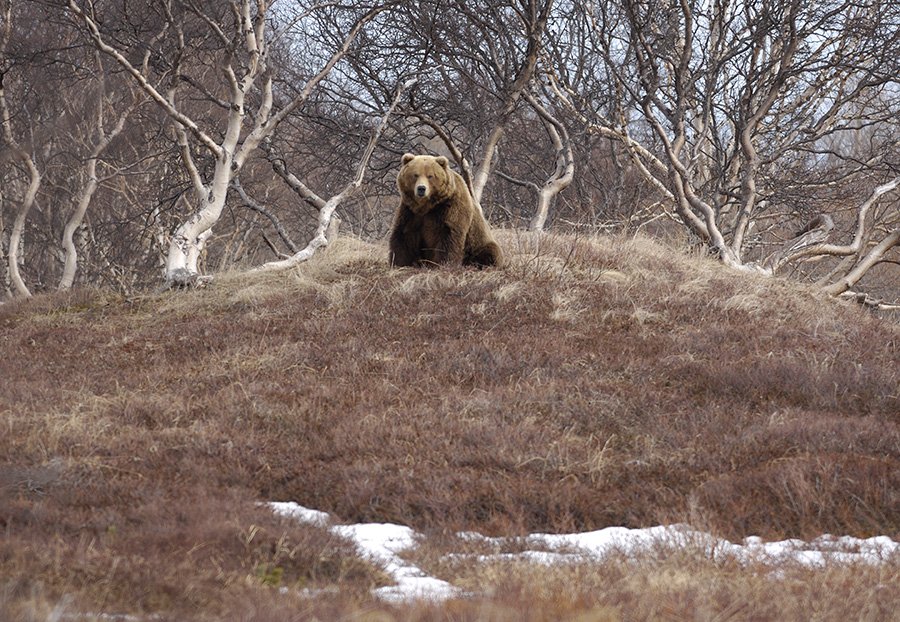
[269,502,462,602]
[269,501,900,603]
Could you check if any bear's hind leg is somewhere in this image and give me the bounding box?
[465,241,503,268]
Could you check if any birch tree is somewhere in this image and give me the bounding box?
[771,177,900,298]
[69,0,392,287]
[357,0,556,209]
[497,91,574,231]
[58,53,140,290]
[462,0,555,206]
[0,0,40,298]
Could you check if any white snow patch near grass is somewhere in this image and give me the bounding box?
[269,502,463,602]
[461,525,900,567]
[270,502,900,603]
[333,521,463,602]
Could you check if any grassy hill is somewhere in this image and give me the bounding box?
[2,231,898,620]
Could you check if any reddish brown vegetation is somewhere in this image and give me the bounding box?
[1,232,898,618]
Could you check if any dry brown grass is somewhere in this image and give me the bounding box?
[1,231,898,619]
[448,557,900,621]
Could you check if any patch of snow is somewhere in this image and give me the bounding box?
[270,502,900,603]
[738,533,900,566]
[268,501,331,527]
[332,521,463,602]
[271,502,463,602]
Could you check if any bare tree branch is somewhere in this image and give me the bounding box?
[253,77,416,272]
[232,178,298,255]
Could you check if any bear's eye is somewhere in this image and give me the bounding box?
[427,174,434,179]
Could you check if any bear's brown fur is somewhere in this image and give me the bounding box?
[388,153,502,268]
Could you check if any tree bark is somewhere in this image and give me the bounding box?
[6,158,38,297]
[524,93,574,232]
[232,178,299,255]
[778,178,900,264]
[1,0,37,297]
[822,229,900,296]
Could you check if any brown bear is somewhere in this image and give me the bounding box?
[388,153,503,268]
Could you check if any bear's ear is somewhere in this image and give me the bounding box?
[401,153,416,165]
[435,156,449,169]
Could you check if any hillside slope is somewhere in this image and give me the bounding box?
[2,231,898,619]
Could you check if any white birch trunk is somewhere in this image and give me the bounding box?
[0,202,9,299]
[786,178,899,262]
[530,183,558,232]
[6,159,39,297]
[1,2,37,297]
[165,150,235,285]
[59,51,132,289]
[470,125,504,209]
[525,93,574,232]
[58,170,96,289]
[470,2,550,209]
[251,196,343,273]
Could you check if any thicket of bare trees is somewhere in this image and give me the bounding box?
[1,0,897,303]
[545,0,900,301]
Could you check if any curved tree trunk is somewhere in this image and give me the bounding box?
[59,83,131,290]
[470,125,505,208]
[59,160,99,290]
[821,229,900,297]
[768,177,900,294]
[164,152,234,286]
[7,159,38,297]
[1,1,38,298]
[525,93,574,232]
[469,0,553,208]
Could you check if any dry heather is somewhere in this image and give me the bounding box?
[1,231,898,619]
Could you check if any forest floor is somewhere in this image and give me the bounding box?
[2,231,899,621]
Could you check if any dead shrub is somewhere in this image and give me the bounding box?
[693,454,900,540]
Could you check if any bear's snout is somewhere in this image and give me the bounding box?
[415,184,427,197]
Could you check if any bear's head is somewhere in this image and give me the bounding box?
[397,153,452,211]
